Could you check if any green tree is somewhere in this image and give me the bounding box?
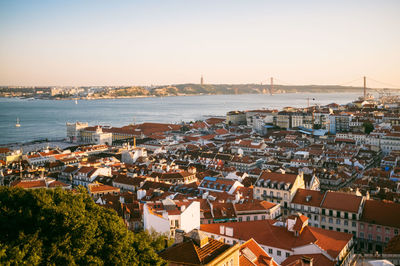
[363,121,374,134]
[0,187,165,266]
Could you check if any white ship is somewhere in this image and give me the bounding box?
[15,117,21,127]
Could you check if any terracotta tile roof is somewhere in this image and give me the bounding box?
[77,166,96,174]
[48,181,70,188]
[360,200,400,228]
[258,171,298,184]
[0,148,11,154]
[89,183,120,193]
[62,165,78,174]
[113,174,146,186]
[321,191,363,213]
[384,235,400,254]
[200,220,352,259]
[291,189,325,207]
[205,117,225,125]
[215,128,229,135]
[150,171,194,180]
[211,202,236,220]
[240,238,278,266]
[10,179,47,189]
[234,201,276,212]
[159,238,231,265]
[281,254,334,266]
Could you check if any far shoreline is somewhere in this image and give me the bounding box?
[0,90,366,101]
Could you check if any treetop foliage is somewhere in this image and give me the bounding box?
[0,187,165,265]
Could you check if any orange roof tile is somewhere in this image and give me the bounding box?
[240,238,278,266]
[259,171,298,184]
[200,220,352,259]
[360,200,400,228]
[281,254,334,266]
[321,191,363,213]
[11,179,46,189]
[159,238,231,265]
[291,189,325,207]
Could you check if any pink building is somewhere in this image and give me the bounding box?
[357,200,400,254]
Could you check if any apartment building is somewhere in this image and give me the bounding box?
[254,171,305,214]
[143,198,200,238]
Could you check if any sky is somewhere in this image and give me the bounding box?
[0,0,399,87]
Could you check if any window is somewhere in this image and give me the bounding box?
[385,237,390,242]
[385,228,390,234]
[352,214,356,220]
[336,219,341,225]
[246,216,250,221]
[344,220,348,226]
[344,212,349,219]
[368,225,372,231]
[377,226,381,232]
[344,229,348,233]
[284,193,288,199]
[337,228,341,232]
[322,225,325,229]
[377,235,381,242]
[254,216,258,221]
[286,252,290,258]
[329,218,333,223]
[336,211,341,218]
[352,231,356,236]
[314,215,318,221]
[262,215,265,220]
[368,234,372,240]
[277,250,281,256]
[360,223,364,230]
[329,210,333,216]
[268,248,273,254]
[239,217,242,222]
[277,192,281,198]
[395,229,398,235]
[256,189,260,193]
[322,209,326,215]
[329,226,333,230]
[352,221,356,227]
[321,217,326,222]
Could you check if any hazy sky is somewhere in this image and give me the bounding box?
[0,0,399,87]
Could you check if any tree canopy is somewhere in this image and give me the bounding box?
[0,187,165,265]
[363,121,374,134]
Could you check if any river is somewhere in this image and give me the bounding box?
[0,93,361,144]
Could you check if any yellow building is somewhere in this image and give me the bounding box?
[0,148,22,164]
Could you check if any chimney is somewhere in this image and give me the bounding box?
[220,225,225,235]
[174,229,185,244]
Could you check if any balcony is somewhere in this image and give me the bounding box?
[262,194,282,201]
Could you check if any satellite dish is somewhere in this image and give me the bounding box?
[219,147,223,152]
[238,148,244,155]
